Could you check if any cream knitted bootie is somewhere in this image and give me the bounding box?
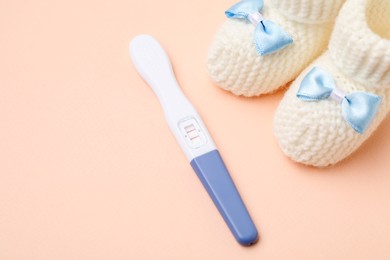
[207,0,345,97]
[274,0,390,167]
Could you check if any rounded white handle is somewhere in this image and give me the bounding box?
[129,35,193,117]
[129,35,176,96]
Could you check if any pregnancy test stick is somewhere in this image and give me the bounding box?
[129,35,258,246]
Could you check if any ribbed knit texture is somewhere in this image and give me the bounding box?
[207,0,345,97]
[270,0,344,23]
[274,0,390,167]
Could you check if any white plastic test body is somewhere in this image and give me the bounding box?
[129,36,215,161]
[129,35,258,246]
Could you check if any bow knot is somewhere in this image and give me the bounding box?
[225,0,293,55]
[329,87,346,104]
[247,12,264,25]
[297,67,381,134]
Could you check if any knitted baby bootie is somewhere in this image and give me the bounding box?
[274,0,390,167]
[207,0,345,97]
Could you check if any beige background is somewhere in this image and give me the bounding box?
[1,0,390,259]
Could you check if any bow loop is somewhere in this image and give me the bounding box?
[225,0,264,19]
[342,92,381,134]
[297,67,381,134]
[225,0,293,55]
[297,67,336,101]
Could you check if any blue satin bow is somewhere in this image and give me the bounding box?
[225,0,293,55]
[297,67,381,134]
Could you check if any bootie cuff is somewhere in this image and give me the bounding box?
[329,0,390,88]
[270,0,345,24]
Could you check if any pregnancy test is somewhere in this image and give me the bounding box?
[129,35,258,246]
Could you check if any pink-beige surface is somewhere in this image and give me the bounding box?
[1,0,390,259]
